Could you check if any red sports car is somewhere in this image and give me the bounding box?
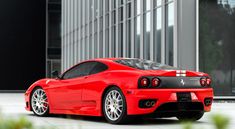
[25,58,213,124]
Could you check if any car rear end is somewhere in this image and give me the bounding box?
[125,70,213,118]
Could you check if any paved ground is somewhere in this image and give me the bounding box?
[0,93,234,129]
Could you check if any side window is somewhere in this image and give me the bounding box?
[90,62,108,75]
[62,62,97,79]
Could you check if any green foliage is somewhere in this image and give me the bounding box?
[181,114,230,129]
[0,117,33,129]
[211,114,230,129]
[183,122,193,129]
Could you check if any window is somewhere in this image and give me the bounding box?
[118,23,123,57]
[115,59,178,70]
[144,0,151,11]
[135,0,141,15]
[62,62,97,79]
[111,26,116,57]
[144,12,151,60]
[134,16,140,58]
[165,2,174,66]
[90,62,108,74]
[126,20,131,57]
[154,6,162,62]
[199,0,235,95]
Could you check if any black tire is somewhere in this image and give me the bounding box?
[30,87,49,117]
[177,111,204,121]
[102,87,130,124]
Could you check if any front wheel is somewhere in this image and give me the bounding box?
[103,87,130,124]
[30,87,49,116]
[177,111,204,121]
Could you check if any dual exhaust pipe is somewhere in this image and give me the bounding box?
[145,100,156,107]
[139,99,157,108]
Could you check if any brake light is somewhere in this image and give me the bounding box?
[152,78,160,87]
[140,78,149,87]
[206,78,211,86]
[200,77,211,87]
[200,78,206,86]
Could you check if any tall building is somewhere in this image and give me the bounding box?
[61,0,235,96]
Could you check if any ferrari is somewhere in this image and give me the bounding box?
[25,58,213,124]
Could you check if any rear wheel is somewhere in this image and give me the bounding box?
[177,111,204,121]
[103,87,130,124]
[30,87,49,116]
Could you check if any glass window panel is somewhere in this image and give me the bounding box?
[85,37,88,59]
[165,2,174,66]
[127,3,131,18]
[89,22,92,34]
[199,0,235,96]
[111,0,116,10]
[89,0,93,20]
[99,31,103,57]
[118,23,123,57]
[111,26,116,57]
[126,20,131,57]
[111,11,116,25]
[94,19,97,33]
[144,12,151,60]
[89,35,92,58]
[154,7,162,62]
[118,0,124,6]
[100,17,103,30]
[105,14,109,28]
[99,0,103,14]
[94,0,98,17]
[118,7,123,22]
[105,29,109,57]
[135,0,141,15]
[105,0,109,12]
[94,33,98,58]
[155,0,162,7]
[144,0,151,11]
[134,16,140,58]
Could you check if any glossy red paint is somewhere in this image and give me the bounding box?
[25,58,213,117]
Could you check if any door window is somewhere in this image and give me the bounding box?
[62,62,97,79]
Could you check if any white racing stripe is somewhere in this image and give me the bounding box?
[176,70,186,76]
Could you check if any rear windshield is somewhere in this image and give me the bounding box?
[114,59,178,70]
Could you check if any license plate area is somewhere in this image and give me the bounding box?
[177,92,191,102]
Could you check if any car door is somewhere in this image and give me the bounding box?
[81,62,108,109]
[47,61,97,110]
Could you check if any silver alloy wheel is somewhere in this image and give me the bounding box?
[31,88,49,115]
[104,90,123,121]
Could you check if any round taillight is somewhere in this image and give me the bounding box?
[200,78,207,86]
[140,78,149,87]
[206,78,211,86]
[152,78,160,87]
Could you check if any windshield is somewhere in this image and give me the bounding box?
[114,59,178,70]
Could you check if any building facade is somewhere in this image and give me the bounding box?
[46,0,62,77]
[61,0,235,96]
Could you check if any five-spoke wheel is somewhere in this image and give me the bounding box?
[31,88,49,116]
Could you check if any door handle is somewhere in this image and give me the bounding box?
[84,76,88,79]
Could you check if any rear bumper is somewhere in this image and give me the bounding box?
[125,88,213,115]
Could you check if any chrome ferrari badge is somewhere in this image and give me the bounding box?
[180,79,185,86]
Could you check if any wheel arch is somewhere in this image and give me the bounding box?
[101,85,124,116]
[29,85,48,111]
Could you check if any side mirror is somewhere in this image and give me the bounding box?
[52,71,60,79]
